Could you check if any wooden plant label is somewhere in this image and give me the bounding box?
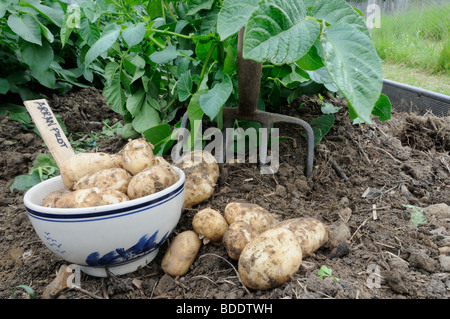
[24,99,75,168]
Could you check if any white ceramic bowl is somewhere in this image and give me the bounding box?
[23,166,185,277]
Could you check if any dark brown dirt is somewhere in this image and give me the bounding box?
[1,87,449,300]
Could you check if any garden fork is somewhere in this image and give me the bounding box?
[178,28,315,177]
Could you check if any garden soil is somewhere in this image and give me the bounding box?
[1,88,449,300]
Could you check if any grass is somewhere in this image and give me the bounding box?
[372,2,449,75]
[382,61,450,96]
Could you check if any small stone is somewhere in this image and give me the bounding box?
[438,246,450,255]
[329,241,350,259]
[388,258,409,271]
[275,184,287,197]
[327,222,351,248]
[337,207,352,223]
[438,255,450,272]
[425,203,450,219]
[408,252,438,272]
[153,273,175,296]
[385,270,409,294]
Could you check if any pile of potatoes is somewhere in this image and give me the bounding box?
[161,201,330,291]
[42,139,219,209]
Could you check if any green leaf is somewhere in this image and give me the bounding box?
[311,0,370,36]
[223,44,238,74]
[188,89,207,122]
[132,97,161,133]
[7,13,41,45]
[403,205,428,227]
[217,0,259,40]
[126,87,146,117]
[186,0,214,16]
[177,71,193,102]
[78,16,100,47]
[321,102,341,115]
[372,94,391,121]
[80,0,102,23]
[321,23,382,123]
[295,43,324,71]
[147,0,163,19]
[8,171,41,192]
[84,23,121,67]
[150,45,179,64]
[32,153,57,170]
[122,22,145,47]
[19,39,53,75]
[103,73,126,115]
[308,114,334,145]
[0,79,10,94]
[142,123,173,155]
[20,0,64,27]
[10,285,36,299]
[200,75,233,120]
[243,0,320,65]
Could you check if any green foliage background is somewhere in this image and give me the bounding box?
[1,0,390,158]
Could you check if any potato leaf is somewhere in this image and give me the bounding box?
[200,75,233,120]
[321,23,382,123]
[217,0,259,41]
[243,0,320,65]
[7,13,42,45]
[84,23,121,67]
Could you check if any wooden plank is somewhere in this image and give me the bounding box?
[24,99,75,168]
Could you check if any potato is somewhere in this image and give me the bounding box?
[55,187,129,208]
[224,202,277,234]
[73,168,132,193]
[274,218,328,257]
[60,152,122,188]
[223,221,256,260]
[127,164,178,200]
[161,230,202,276]
[238,227,302,290]
[176,150,219,208]
[176,150,219,184]
[153,156,172,169]
[121,138,155,175]
[192,208,228,243]
[42,189,72,208]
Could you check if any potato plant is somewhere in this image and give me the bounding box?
[2,0,391,157]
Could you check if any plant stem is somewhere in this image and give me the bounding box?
[198,42,218,87]
[149,35,165,49]
[149,28,193,40]
[163,0,178,22]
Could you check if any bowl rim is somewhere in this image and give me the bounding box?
[23,166,185,219]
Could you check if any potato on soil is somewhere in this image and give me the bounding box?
[60,152,123,188]
[224,202,277,234]
[176,150,219,184]
[55,187,129,208]
[192,208,228,243]
[223,221,256,260]
[161,230,202,276]
[238,227,302,290]
[127,164,178,200]
[42,189,72,208]
[121,138,155,175]
[175,150,219,208]
[73,168,132,193]
[274,217,328,257]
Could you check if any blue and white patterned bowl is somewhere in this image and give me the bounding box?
[23,166,185,277]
